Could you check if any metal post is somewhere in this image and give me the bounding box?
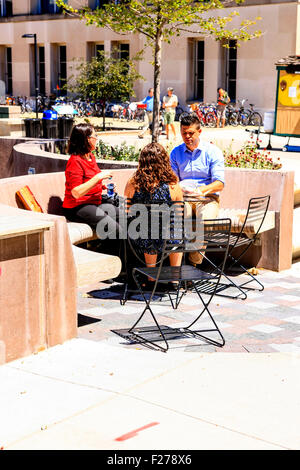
[33,33,38,119]
[22,33,39,119]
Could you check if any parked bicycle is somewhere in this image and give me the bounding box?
[246,103,263,127]
[228,99,263,127]
[228,99,250,126]
[185,102,216,127]
[225,103,240,126]
[16,96,34,114]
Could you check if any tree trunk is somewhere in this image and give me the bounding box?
[152,30,162,143]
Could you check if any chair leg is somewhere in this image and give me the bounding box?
[120,283,128,305]
[126,270,170,352]
[168,283,187,309]
[183,281,225,347]
[226,253,265,292]
[195,253,248,300]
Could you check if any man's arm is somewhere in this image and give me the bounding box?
[170,149,180,178]
[197,180,224,196]
[171,96,178,108]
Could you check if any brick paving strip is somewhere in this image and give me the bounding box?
[77,268,300,353]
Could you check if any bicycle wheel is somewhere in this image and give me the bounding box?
[205,112,217,127]
[228,112,238,126]
[249,112,262,127]
[239,111,250,126]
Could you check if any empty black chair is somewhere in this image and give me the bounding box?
[200,195,271,300]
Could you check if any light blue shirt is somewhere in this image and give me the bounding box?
[142,95,154,112]
[170,140,225,190]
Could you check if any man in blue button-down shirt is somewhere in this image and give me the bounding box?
[170,113,225,265]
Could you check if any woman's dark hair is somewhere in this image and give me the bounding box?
[180,112,201,129]
[131,143,178,193]
[67,123,94,156]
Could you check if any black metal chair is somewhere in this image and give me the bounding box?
[112,200,232,352]
[197,195,271,300]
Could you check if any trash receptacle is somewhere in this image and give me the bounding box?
[58,117,74,139]
[42,110,58,139]
[24,118,42,138]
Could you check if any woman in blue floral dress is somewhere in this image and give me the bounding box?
[124,142,183,273]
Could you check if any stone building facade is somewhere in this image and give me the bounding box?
[0,0,300,113]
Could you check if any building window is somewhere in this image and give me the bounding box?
[96,44,104,57]
[31,0,66,15]
[5,47,12,95]
[194,40,204,101]
[87,42,105,61]
[0,0,12,17]
[39,46,46,95]
[111,42,130,61]
[58,45,67,96]
[119,43,129,61]
[88,0,103,9]
[226,40,237,102]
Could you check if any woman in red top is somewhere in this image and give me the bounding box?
[62,123,119,238]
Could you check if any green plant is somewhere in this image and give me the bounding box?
[66,50,143,131]
[94,139,139,161]
[223,139,282,170]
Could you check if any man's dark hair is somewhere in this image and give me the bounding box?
[217,87,221,93]
[67,123,94,156]
[180,112,201,129]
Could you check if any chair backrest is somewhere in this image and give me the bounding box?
[125,198,232,265]
[125,199,185,265]
[238,195,270,241]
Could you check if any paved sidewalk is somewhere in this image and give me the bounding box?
[77,262,300,354]
[0,261,300,450]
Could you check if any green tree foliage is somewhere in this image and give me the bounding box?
[57,0,262,140]
[68,50,143,130]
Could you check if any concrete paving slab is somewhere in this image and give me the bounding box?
[127,353,300,450]
[2,343,299,450]
[0,362,113,448]
[7,389,283,451]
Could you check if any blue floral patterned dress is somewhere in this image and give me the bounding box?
[130,182,178,254]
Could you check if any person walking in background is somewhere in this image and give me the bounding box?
[216,87,230,128]
[138,87,154,138]
[162,87,178,140]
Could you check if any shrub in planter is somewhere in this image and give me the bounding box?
[94,139,139,161]
[224,139,282,170]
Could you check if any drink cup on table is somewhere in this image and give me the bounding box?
[107,182,115,197]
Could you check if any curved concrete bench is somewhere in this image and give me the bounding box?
[72,245,121,287]
[0,171,135,286]
[66,221,98,245]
